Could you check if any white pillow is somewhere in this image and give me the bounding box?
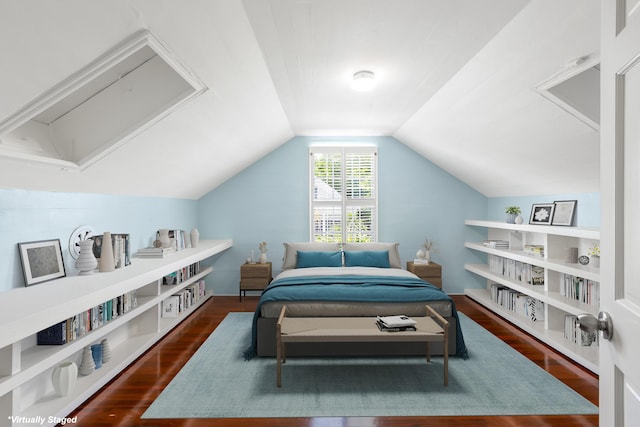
[342,242,402,268]
[282,242,341,270]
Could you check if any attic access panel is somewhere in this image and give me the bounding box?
[0,30,207,170]
[535,55,600,131]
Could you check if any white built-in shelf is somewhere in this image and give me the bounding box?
[0,239,231,427]
[464,220,600,374]
[465,288,599,373]
[465,219,600,239]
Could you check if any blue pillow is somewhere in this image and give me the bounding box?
[344,250,390,268]
[296,251,342,268]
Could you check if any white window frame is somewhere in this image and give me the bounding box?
[309,145,378,243]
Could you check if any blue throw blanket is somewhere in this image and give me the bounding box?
[244,274,468,359]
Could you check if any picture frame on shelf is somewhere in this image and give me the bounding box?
[552,200,577,226]
[529,203,555,225]
[18,239,66,286]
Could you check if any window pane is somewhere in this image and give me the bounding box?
[312,205,343,243]
[345,153,375,200]
[313,152,342,202]
[310,146,377,243]
[346,206,374,243]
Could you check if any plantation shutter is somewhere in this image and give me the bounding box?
[310,146,377,243]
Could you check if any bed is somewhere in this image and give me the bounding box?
[244,242,468,359]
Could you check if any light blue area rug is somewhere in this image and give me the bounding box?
[142,312,598,418]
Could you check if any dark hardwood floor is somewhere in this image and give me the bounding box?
[67,295,598,427]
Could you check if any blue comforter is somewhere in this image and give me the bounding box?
[244,274,468,359]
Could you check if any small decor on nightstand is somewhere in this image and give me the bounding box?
[505,206,521,224]
[415,237,438,265]
[258,241,268,264]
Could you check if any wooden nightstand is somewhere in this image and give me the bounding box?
[406,261,442,288]
[240,262,272,300]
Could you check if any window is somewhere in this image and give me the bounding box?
[309,146,377,243]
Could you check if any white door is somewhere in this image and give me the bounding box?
[600,1,640,425]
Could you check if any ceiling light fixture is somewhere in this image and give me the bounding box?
[351,70,376,92]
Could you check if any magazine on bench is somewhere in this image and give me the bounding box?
[376,315,417,332]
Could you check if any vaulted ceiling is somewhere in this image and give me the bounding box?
[0,0,600,199]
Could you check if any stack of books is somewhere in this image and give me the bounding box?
[483,240,509,249]
[135,246,176,258]
[376,315,417,332]
[523,244,545,257]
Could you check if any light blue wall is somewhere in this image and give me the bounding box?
[0,152,601,296]
[488,193,600,227]
[0,189,197,292]
[198,135,488,295]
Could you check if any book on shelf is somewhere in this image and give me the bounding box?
[483,240,509,249]
[162,261,201,285]
[489,283,545,321]
[488,254,545,286]
[36,289,138,345]
[37,321,67,345]
[162,296,180,318]
[162,280,207,317]
[156,229,188,251]
[92,233,131,269]
[413,258,429,264]
[560,274,600,305]
[523,244,544,257]
[564,314,598,346]
[135,246,176,258]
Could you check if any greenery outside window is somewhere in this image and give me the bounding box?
[309,146,378,243]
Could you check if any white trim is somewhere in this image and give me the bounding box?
[0,30,207,170]
[533,53,600,131]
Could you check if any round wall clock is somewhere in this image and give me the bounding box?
[68,225,95,260]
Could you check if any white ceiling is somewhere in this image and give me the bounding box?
[0,0,600,199]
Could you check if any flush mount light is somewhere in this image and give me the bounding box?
[351,70,376,92]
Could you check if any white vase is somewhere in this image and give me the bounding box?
[99,232,115,272]
[416,248,426,260]
[424,249,431,265]
[79,346,95,376]
[190,228,199,248]
[158,229,171,248]
[515,215,524,224]
[52,361,78,397]
[75,239,98,275]
[591,255,600,268]
[101,338,111,363]
[259,252,267,264]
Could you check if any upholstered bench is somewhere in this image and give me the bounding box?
[276,305,449,387]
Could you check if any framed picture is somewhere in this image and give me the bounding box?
[18,239,66,286]
[529,203,555,225]
[552,200,577,226]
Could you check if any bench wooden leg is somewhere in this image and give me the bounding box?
[276,340,282,387]
[276,305,286,387]
[443,323,449,386]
